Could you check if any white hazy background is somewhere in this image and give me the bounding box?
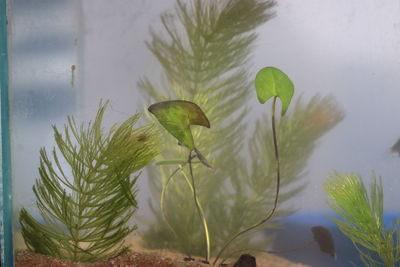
[78,0,400,212]
[10,0,400,231]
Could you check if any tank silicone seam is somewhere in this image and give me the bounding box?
[0,0,13,266]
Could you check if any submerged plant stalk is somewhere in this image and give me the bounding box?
[214,96,281,265]
[160,155,196,238]
[160,166,185,237]
[188,151,211,262]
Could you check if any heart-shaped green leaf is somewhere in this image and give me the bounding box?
[148,100,210,150]
[255,67,294,116]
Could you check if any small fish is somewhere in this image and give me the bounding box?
[391,138,400,156]
[311,226,336,260]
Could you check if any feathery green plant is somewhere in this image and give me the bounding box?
[324,173,400,267]
[19,101,158,262]
[139,0,344,260]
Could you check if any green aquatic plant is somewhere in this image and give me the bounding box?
[140,0,278,257]
[213,66,294,265]
[324,173,400,267]
[148,100,212,261]
[139,0,344,261]
[147,79,343,266]
[19,101,158,262]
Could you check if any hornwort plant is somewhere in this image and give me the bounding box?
[325,172,400,267]
[19,101,159,262]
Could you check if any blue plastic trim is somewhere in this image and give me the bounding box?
[0,0,13,266]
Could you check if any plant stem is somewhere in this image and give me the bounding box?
[180,170,211,260]
[160,155,196,240]
[271,96,281,212]
[188,150,211,262]
[213,96,281,266]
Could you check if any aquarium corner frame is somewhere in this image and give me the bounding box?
[1,0,13,266]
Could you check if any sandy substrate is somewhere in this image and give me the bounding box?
[14,234,310,267]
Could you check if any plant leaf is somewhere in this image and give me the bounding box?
[255,67,294,116]
[148,100,210,149]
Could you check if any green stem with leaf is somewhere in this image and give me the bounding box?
[148,100,211,261]
[213,96,282,266]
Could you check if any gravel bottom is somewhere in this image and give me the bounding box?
[15,250,208,267]
[14,235,311,267]
[15,249,311,267]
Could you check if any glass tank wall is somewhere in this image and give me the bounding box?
[3,0,400,266]
[9,0,78,262]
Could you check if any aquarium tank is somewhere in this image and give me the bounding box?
[1,0,400,266]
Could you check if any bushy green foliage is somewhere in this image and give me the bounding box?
[139,0,343,259]
[19,101,159,262]
[324,173,400,267]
